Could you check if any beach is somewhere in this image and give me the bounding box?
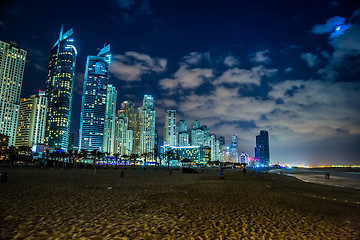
[1,167,360,239]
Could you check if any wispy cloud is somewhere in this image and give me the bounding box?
[250,50,270,63]
[300,52,319,68]
[109,51,167,82]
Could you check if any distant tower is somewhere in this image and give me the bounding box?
[15,91,48,147]
[79,44,111,152]
[191,120,202,146]
[139,95,155,155]
[119,101,137,153]
[45,26,77,150]
[178,119,189,146]
[114,114,133,155]
[0,41,27,146]
[230,134,238,163]
[164,109,177,146]
[255,130,270,166]
[103,84,117,154]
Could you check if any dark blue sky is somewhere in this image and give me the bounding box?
[1,0,360,165]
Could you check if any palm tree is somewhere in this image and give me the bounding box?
[166,150,173,171]
[130,153,138,170]
[80,149,88,168]
[113,153,119,169]
[104,152,110,168]
[141,152,149,170]
[121,154,128,170]
[152,147,159,170]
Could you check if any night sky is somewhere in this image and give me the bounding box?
[1,0,360,166]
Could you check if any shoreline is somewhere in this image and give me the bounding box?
[270,168,360,190]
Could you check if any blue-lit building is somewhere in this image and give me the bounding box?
[163,145,210,166]
[79,45,111,152]
[255,130,270,166]
[45,26,77,150]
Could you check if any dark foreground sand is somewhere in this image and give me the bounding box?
[1,168,360,239]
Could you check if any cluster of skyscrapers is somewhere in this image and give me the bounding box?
[0,26,270,166]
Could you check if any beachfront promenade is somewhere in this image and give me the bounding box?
[1,168,359,239]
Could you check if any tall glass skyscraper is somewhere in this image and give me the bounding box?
[164,109,177,146]
[45,26,77,150]
[0,41,27,146]
[178,119,189,146]
[79,45,111,152]
[103,84,117,154]
[139,95,155,155]
[255,130,270,166]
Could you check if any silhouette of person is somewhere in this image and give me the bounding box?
[243,167,246,176]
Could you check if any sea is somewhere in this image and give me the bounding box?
[270,168,360,189]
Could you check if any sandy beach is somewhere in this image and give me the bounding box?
[1,167,360,239]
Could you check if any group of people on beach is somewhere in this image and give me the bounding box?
[219,167,246,179]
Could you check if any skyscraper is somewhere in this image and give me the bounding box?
[255,130,270,166]
[15,91,48,147]
[191,120,203,146]
[139,95,155,155]
[164,108,177,146]
[119,101,137,153]
[103,84,117,154]
[0,41,27,146]
[114,114,133,155]
[178,119,189,146]
[230,134,239,163]
[79,45,111,152]
[45,26,77,150]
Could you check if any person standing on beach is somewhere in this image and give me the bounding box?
[242,167,246,176]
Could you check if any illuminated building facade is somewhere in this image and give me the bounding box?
[167,145,210,165]
[45,26,77,150]
[164,109,177,146]
[114,114,133,155]
[79,45,111,152]
[255,130,270,166]
[0,40,27,146]
[230,134,239,163]
[103,84,117,154]
[191,120,203,146]
[178,119,189,146]
[119,101,137,153]
[15,92,48,147]
[139,95,155,155]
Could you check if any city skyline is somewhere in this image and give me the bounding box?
[1,0,359,165]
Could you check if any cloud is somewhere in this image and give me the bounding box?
[214,66,277,86]
[300,52,319,67]
[113,0,135,9]
[73,73,85,95]
[223,55,240,67]
[285,67,293,73]
[159,65,213,92]
[109,51,167,82]
[250,50,270,63]
[182,52,211,65]
[312,16,346,34]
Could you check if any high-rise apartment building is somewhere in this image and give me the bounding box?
[178,119,189,146]
[139,95,155,155]
[119,101,137,153]
[0,41,27,146]
[230,134,239,163]
[79,45,111,152]
[255,130,270,166]
[191,120,202,146]
[103,84,117,154]
[164,109,177,146]
[15,91,47,147]
[114,114,133,155]
[45,26,77,150]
